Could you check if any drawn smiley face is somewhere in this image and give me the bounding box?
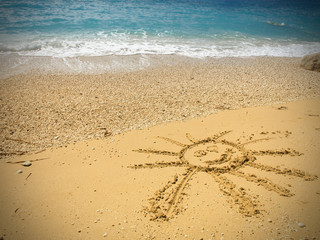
[181,140,246,169]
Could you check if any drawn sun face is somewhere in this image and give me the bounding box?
[182,136,245,170]
[130,131,317,221]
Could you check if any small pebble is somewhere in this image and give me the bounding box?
[22,161,32,167]
[16,169,23,174]
[103,232,107,237]
[298,222,306,228]
[267,219,272,223]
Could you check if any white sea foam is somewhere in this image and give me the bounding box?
[1,32,320,58]
[1,32,320,78]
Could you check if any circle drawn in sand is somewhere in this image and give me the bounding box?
[187,141,243,168]
[130,131,317,221]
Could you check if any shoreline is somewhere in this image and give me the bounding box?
[0,56,320,158]
[0,54,305,80]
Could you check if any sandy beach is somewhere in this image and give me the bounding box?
[1,57,319,156]
[0,56,320,239]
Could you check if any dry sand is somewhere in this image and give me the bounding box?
[0,56,320,239]
[0,98,319,239]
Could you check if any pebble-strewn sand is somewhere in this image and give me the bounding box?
[0,56,319,156]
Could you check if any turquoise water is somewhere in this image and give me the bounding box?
[0,0,319,57]
[0,0,319,77]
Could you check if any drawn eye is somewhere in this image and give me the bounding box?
[193,145,218,157]
[206,145,218,153]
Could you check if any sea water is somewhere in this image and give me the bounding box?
[0,0,320,77]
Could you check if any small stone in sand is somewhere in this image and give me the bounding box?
[298,222,306,228]
[22,161,32,167]
[267,219,272,223]
[16,170,23,174]
[103,232,107,237]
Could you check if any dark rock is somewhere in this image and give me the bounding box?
[301,52,320,72]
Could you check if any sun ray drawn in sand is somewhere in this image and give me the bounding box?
[129,131,317,221]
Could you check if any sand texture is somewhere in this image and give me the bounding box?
[0,98,319,239]
[0,56,320,239]
[1,57,320,157]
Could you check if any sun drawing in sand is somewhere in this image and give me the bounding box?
[129,131,317,221]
